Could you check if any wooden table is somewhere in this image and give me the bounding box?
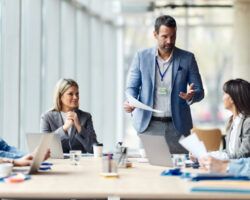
[0,157,250,199]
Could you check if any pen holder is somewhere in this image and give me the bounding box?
[102,154,118,174]
[115,143,128,168]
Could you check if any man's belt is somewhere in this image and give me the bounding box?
[151,116,172,122]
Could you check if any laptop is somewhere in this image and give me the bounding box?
[28,134,53,174]
[12,134,53,175]
[139,134,173,167]
[26,133,64,159]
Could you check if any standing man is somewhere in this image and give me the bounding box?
[124,15,204,153]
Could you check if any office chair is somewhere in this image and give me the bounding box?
[191,128,222,152]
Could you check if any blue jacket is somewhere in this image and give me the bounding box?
[0,138,24,159]
[126,47,204,135]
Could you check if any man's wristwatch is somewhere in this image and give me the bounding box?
[2,158,14,165]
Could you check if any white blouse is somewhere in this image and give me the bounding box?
[208,114,243,160]
[228,114,243,155]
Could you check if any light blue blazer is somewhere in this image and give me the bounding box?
[229,158,250,176]
[126,47,204,136]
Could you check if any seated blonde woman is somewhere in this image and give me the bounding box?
[40,78,98,153]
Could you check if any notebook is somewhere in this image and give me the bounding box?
[139,134,173,167]
[191,181,250,194]
[26,133,64,159]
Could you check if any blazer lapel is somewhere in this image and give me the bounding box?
[69,126,76,139]
[69,109,80,138]
[150,47,157,86]
[54,111,64,127]
[172,48,180,86]
[54,111,71,136]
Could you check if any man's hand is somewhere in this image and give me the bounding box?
[44,148,51,160]
[189,153,197,162]
[199,156,229,173]
[123,101,135,113]
[179,83,195,101]
[13,154,33,167]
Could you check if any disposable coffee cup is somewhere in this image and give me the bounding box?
[93,143,103,158]
[139,148,146,158]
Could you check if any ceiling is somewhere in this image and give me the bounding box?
[120,0,233,14]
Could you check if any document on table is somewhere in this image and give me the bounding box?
[179,133,207,158]
[126,93,164,113]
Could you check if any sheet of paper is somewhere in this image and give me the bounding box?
[126,93,164,113]
[179,133,207,158]
[199,141,207,156]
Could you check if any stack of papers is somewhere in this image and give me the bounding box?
[179,133,207,158]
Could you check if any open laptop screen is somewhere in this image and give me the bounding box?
[28,134,53,174]
[26,133,64,159]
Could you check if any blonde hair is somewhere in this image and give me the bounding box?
[53,78,79,111]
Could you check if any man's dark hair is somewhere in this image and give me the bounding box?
[154,15,176,34]
[223,78,250,116]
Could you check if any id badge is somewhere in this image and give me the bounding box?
[158,87,168,95]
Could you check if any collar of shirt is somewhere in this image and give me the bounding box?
[232,113,244,128]
[156,49,173,64]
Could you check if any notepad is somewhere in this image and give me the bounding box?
[191,181,250,194]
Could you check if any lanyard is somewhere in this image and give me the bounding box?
[156,59,172,81]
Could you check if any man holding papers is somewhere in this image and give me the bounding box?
[124,15,204,153]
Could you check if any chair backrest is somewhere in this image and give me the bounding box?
[191,128,222,152]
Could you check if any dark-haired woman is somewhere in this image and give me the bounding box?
[209,78,250,160]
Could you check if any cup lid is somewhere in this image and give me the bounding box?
[93,143,103,146]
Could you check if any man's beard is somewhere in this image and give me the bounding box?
[161,44,174,53]
[163,46,174,53]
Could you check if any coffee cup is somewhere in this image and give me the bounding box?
[0,163,13,178]
[93,143,103,158]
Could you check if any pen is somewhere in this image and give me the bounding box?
[41,162,53,166]
[108,153,112,173]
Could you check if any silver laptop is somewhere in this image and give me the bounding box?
[13,134,53,175]
[139,134,173,167]
[28,134,53,174]
[26,133,64,159]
